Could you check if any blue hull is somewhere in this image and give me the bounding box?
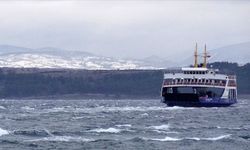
[162,98,237,107]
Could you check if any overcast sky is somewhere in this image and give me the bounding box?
[0,0,249,61]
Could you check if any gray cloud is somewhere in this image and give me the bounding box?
[0,0,249,60]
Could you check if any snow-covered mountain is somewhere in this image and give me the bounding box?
[0,46,158,69]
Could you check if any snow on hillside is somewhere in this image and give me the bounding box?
[0,46,158,69]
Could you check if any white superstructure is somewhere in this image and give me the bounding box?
[162,67,237,100]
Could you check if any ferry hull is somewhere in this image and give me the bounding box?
[164,101,235,107]
[162,97,237,107]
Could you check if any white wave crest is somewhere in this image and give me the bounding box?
[42,107,70,113]
[41,105,193,114]
[148,124,170,130]
[28,136,93,142]
[21,106,35,111]
[148,134,231,142]
[89,127,121,133]
[140,113,149,117]
[151,136,181,141]
[76,106,189,113]
[0,106,6,109]
[199,134,231,141]
[216,126,247,130]
[152,130,178,134]
[115,124,132,127]
[167,106,194,110]
[0,128,9,136]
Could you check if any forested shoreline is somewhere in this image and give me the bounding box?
[0,62,249,99]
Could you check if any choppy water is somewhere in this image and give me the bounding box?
[0,98,249,150]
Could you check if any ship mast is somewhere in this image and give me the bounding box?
[194,43,198,68]
[202,44,210,68]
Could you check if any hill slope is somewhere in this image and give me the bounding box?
[0,46,156,69]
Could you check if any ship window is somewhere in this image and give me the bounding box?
[165,87,225,97]
[173,87,193,94]
[173,79,176,84]
[228,80,236,86]
[167,88,173,94]
[229,89,236,99]
[228,89,236,99]
[164,79,172,85]
[196,87,224,98]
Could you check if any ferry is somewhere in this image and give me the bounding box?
[161,44,237,107]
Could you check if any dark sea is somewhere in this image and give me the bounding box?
[0,98,249,150]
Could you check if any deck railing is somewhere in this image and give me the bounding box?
[163,81,226,87]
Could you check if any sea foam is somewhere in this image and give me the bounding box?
[150,136,181,141]
[115,124,132,127]
[148,124,170,130]
[0,106,6,109]
[21,106,35,111]
[148,134,231,142]
[42,105,194,114]
[0,128,9,136]
[28,136,93,142]
[89,127,121,133]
